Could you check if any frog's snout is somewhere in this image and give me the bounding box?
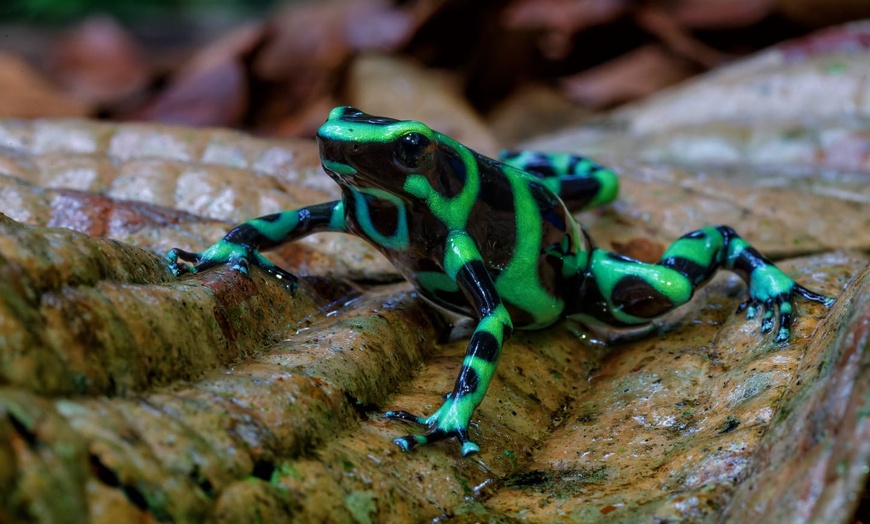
[316,132,344,162]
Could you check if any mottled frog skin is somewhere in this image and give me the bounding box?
[166,106,835,457]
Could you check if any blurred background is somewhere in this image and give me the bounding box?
[1,0,869,147]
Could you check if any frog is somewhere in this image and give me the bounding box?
[165,106,836,457]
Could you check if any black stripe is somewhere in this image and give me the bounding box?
[477,158,516,214]
[661,255,713,286]
[606,252,638,264]
[433,147,469,199]
[225,223,266,247]
[259,213,282,223]
[567,154,604,177]
[456,260,500,316]
[570,272,631,327]
[731,245,769,280]
[499,150,521,161]
[683,229,708,240]
[469,331,500,363]
[339,107,398,126]
[541,208,567,231]
[455,366,480,398]
[360,193,401,240]
[522,153,558,179]
[714,225,737,243]
[557,176,603,209]
[229,201,340,250]
[306,201,344,226]
[528,180,571,248]
[711,225,772,278]
[567,154,581,175]
[611,275,674,319]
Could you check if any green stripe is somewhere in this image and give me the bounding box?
[444,231,481,279]
[352,188,409,250]
[321,160,356,176]
[496,168,564,327]
[318,118,433,144]
[404,133,480,230]
[253,213,299,242]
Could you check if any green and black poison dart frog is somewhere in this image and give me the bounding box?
[165,106,835,457]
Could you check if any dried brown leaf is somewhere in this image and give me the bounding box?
[0,52,91,119]
[254,0,416,82]
[488,83,593,146]
[503,0,630,35]
[139,24,266,128]
[48,16,150,107]
[777,0,870,26]
[635,8,731,68]
[649,0,775,29]
[560,44,698,109]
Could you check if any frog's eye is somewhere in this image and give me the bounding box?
[394,132,430,169]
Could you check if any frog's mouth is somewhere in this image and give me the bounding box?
[316,132,359,186]
[317,136,388,191]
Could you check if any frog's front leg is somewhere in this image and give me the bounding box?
[165,200,347,287]
[577,225,835,342]
[386,231,513,457]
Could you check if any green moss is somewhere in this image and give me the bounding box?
[502,449,518,469]
[270,462,301,485]
[344,490,378,524]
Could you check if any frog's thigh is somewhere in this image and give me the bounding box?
[588,251,694,324]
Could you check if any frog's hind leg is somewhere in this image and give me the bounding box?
[576,225,835,343]
[499,150,619,211]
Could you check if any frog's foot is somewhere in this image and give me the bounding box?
[385,399,480,457]
[165,241,298,289]
[165,247,201,277]
[739,267,835,343]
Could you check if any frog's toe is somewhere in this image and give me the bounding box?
[775,317,792,343]
[168,261,194,277]
[165,248,201,276]
[794,284,835,307]
[386,410,479,456]
[760,299,776,334]
[389,423,442,453]
[391,427,479,457]
[229,256,250,275]
[460,438,480,457]
[769,284,834,343]
[384,410,426,426]
[393,434,428,452]
[736,298,760,319]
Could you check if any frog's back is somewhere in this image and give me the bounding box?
[470,155,590,327]
[399,145,589,328]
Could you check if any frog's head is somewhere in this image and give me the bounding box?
[316,106,442,195]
